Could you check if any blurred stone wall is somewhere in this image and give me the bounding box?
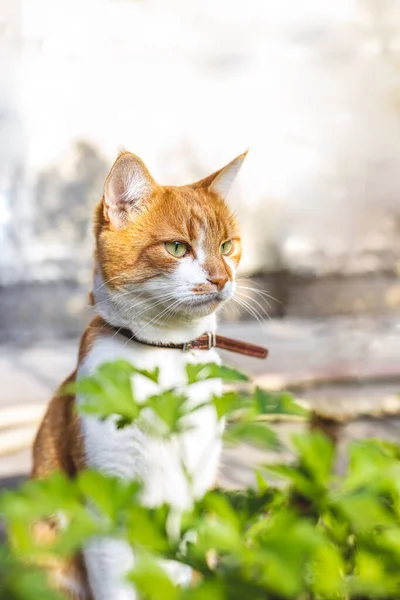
[1,0,400,340]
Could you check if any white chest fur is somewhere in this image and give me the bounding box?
[77,333,224,510]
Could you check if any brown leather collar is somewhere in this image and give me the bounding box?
[111,326,268,359]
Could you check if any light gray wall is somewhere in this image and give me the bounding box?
[1,0,400,286]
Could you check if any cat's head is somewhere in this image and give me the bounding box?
[92,150,246,333]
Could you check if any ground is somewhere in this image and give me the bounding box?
[1,316,400,491]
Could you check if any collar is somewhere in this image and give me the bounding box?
[110,326,268,359]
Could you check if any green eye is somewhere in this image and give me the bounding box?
[165,241,189,258]
[221,240,233,256]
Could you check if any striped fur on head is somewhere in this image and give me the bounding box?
[91,151,247,326]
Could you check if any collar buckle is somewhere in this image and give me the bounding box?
[206,331,217,350]
[182,332,216,352]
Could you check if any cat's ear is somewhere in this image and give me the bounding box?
[192,151,248,199]
[103,151,156,227]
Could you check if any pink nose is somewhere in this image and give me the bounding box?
[207,275,228,292]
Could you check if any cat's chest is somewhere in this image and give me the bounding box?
[76,335,223,507]
[78,333,222,400]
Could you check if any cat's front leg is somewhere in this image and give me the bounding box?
[84,538,192,599]
[83,537,136,600]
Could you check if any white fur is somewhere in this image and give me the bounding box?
[84,537,137,600]
[174,253,208,292]
[122,168,151,206]
[105,155,153,227]
[84,227,238,599]
[78,334,223,503]
[93,243,233,343]
[209,153,246,199]
[78,320,224,599]
[196,231,206,266]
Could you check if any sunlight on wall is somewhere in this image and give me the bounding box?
[1,0,400,280]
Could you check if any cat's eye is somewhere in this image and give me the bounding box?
[165,241,189,258]
[221,240,233,256]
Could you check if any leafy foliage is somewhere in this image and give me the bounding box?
[1,360,400,599]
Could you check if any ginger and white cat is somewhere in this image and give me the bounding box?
[32,149,246,599]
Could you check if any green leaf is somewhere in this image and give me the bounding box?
[186,363,249,385]
[146,391,189,436]
[97,360,159,385]
[310,541,345,596]
[127,506,169,553]
[128,556,178,600]
[254,387,308,417]
[244,511,324,597]
[197,516,242,554]
[0,472,82,523]
[348,549,400,597]
[225,422,280,450]
[212,391,243,420]
[254,469,269,493]
[0,546,64,600]
[266,464,318,499]
[292,432,335,489]
[343,439,400,496]
[203,493,241,530]
[9,356,400,600]
[132,366,160,384]
[337,492,396,531]
[69,361,141,424]
[51,510,102,556]
[222,487,280,518]
[78,470,141,521]
[181,580,225,600]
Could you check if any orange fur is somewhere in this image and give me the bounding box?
[94,184,241,291]
[31,150,245,599]
[32,372,90,599]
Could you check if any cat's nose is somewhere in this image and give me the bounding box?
[207,275,228,291]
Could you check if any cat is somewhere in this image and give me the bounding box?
[31,149,246,599]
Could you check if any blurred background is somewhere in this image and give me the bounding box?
[1,0,400,489]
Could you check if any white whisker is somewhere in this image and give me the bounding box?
[232,295,268,330]
[236,284,280,305]
[236,290,271,319]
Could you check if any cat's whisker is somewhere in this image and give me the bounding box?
[237,275,279,293]
[94,288,146,307]
[152,299,184,329]
[128,291,179,318]
[237,296,271,325]
[232,295,268,330]
[119,292,183,335]
[93,269,166,296]
[116,294,162,316]
[92,273,128,293]
[235,290,272,318]
[105,286,175,316]
[118,298,184,349]
[220,298,241,318]
[233,298,266,329]
[105,297,173,338]
[236,284,280,305]
[236,270,253,279]
[241,297,270,325]
[89,291,158,340]
[236,288,272,310]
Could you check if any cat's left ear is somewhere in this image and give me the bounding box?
[192,151,248,199]
[103,151,156,227]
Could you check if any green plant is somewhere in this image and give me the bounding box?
[2,361,400,599]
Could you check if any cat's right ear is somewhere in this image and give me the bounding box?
[191,151,248,200]
[103,152,156,227]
